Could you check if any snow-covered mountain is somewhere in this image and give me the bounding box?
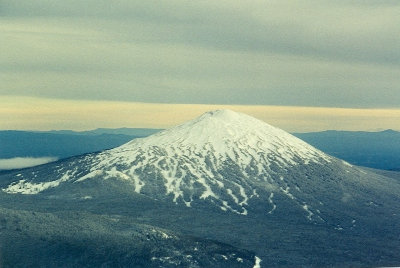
[1,109,400,267]
[1,110,393,221]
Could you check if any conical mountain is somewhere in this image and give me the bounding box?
[2,110,400,267]
[2,110,397,220]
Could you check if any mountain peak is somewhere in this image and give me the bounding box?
[203,108,235,116]
[201,109,244,119]
[3,110,332,215]
[181,109,258,129]
[120,109,329,162]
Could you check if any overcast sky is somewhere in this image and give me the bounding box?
[1,1,400,131]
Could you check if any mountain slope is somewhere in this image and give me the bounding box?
[0,207,256,268]
[1,109,400,267]
[3,110,333,215]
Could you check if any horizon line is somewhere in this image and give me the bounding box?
[1,96,400,132]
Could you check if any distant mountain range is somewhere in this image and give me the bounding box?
[293,129,400,170]
[36,128,162,136]
[1,110,399,267]
[0,128,160,160]
[1,127,399,170]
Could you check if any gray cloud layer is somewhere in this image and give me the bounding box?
[1,0,399,107]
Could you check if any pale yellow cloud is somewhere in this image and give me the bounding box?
[1,96,399,132]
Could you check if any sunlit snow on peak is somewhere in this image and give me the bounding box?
[117,109,331,165]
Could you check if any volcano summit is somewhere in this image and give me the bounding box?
[1,110,400,267]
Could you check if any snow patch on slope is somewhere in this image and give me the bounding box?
[267,193,276,214]
[3,171,72,194]
[254,256,262,268]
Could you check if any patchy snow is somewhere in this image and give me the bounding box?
[254,256,262,268]
[359,169,367,174]
[335,226,344,231]
[342,160,353,167]
[227,188,239,204]
[267,193,276,214]
[302,204,314,221]
[105,167,130,180]
[75,170,103,182]
[3,171,72,194]
[151,228,174,239]
[237,183,249,206]
[280,186,295,200]
[160,232,171,239]
[220,200,247,215]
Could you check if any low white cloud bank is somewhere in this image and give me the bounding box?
[0,157,58,170]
